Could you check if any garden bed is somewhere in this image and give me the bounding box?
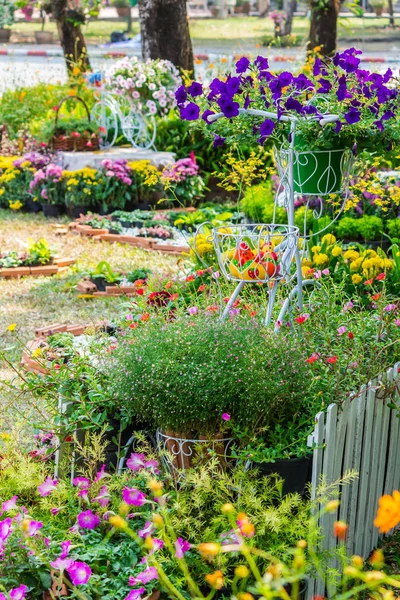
[0,257,75,278]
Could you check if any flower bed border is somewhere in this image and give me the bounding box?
[0,258,76,279]
[76,278,139,297]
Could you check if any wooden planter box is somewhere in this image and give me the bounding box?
[0,259,76,279]
[30,265,59,277]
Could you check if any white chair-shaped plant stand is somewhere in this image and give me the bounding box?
[194,108,354,329]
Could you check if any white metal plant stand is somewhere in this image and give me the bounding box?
[195,108,354,329]
[91,86,157,150]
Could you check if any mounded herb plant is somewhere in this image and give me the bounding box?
[109,315,314,436]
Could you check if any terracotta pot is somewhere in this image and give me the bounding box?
[35,31,54,44]
[116,6,130,16]
[373,6,384,14]
[30,265,59,277]
[0,28,11,43]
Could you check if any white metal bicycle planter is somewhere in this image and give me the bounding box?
[91,88,157,150]
[194,108,354,328]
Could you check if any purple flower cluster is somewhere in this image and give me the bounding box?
[162,152,199,182]
[29,164,63,199]
[13,152,50,170]
[101,159,132,185]
[176,48,399,146]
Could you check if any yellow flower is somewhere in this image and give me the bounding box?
[32,348,42,358]
[7,323,17,331]
[344,250,359,262]
[0,433,10,440]
[19,90,27,102]
[331,246,342,257]
[352,274,362,285]
[314,253,329,266]
[311,245,321,254]
[198,542,221,559]
[235,565,249,578]
[109,515,127,529]
[322,233,336,245]
[72,66,81,76]
[9,200,23,210]
[205,570,224,590]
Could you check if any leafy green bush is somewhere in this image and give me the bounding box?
[241,182,287,223]
[387,218,400,240]
[337,215,384,241]
[110,316,313,435]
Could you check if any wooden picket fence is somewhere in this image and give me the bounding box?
[306,362,400,599]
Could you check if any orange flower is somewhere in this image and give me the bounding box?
[198,543,220,559]
[333,521,347,540]
[374,491,400,533]
[140,313,150,321]
[198,284,207,292]
[205,570,224,589]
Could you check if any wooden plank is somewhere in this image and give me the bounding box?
[383,365,399,497]
[309,411,326,598]
[347,385,367,554]
[392,363,400,493]
[321,403,338,597]
[339,391,358,537]
[358,383,377,557]
[331,399,350,485]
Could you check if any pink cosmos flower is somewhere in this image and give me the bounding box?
[129,567,158,586]
[92,485,110,508]
[50,557,74,571]
[125,587,145,600]
[122,488,147,507]
[222,413,231,421]
[38,477,58,497]
[342,301,354,313]
[138,520,155,538]
[67,561,92,585]
[9,585,27,600]
[94,464,107,482]
[0,517,12,541]
[26,520,43,537]
[73,477,90,489]
[126,453,146,471]
[322,268,330,276]
[175,537,191,558]
[77,510,100,530]
[1,496,18,514]
[60,540,71,559]
[337,326,347,336]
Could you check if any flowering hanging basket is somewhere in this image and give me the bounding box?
[51,96,100,152]
[277,148,352,196]
[211,223,299,283]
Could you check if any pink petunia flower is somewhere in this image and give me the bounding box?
[92,485,110,508]
[94,464,107,482]
[26,520,43,537]
[9,585,27,600]
[175,537,191,558]
[67,561,92,585]
[50,557,74,571]
[221,413,231,421]
[126,453,146,471]
[1,496,18,514]
[0,517,12,541]
[72,477,90,489]
[77,510,100,530]
[130,567,158,585]
[38,477,58,497]
[60,540,71,559]
[337,326,347,336]
[138,520,155,538]
[122,488,147,507]
[125,587,145,600]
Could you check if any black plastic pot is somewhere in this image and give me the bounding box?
[94,203,109,215]
[67,205,89,219]
[253,456,312,497]
[42,203,63,218]
[90,275,108,291]
[120,220,132,228]
[24,197,42,213]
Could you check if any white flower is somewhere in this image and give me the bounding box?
[148,83,156,90]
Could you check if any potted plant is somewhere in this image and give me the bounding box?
[34,3,54,44]
[369,0,386,15]
[0,0,15,42]
[110,315,315,479]
[112,0,131,18]
[176,49,400,196]
[63,167,98,218]
[29,163,65,218]
[89,261,121,291]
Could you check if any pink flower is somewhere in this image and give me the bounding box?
[73,477,90,489]
[384,304,397,312]
[126,453,146,471]
[337,326,347,336]
[1,496,18,514]
[130,567,158,585]
[50,557,74,571]
[138,520,155,538]
[342,301,354,313]
[67,561,92,585]
[145,459,159,473]
[125,587,145,600]
[94,464,107,482]
[60,540,71,559]
[0,517,12,541]
[212,271,220,279]
[38,477,58,497]
[26,520,43,536]
[51,507,61,516]
[122,488,147,507]
[187,306,198,315]
[92,485,110,508]
[322,268,330,276]
[148,538,164,554]
[78,488,89,503]
[9,585,27,600]
[175,537,191,558]
[221,413,231,421]
[395,319,400,327]
[77,510,100,530]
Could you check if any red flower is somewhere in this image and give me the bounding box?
[327,356,338,364]
[371,293,381,300]
[295,314,309,324]
[348,331,354,340]
[147,291,171,308]
[129,323,138,329]
[363,278,373,285]
[250,311,256,317]
[333,521,348,540]
[306,354,319,364]
[136,288,144,296]
[198,284,206,292]
[99,126,106,133]
[186,275,195,282]
[165,281,173,289]
[140,313,150,321]
[376,272,386,281]
[223,297,230,303]
[196,269,205,276]
[54,364,61,370]
[71,131,81,138]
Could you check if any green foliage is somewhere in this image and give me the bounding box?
[25,238,53,266]
[261,33,302,47]
[387,218,400,241]
[241,182,287,223]
[110,316,313,435]
[337,215,384,240]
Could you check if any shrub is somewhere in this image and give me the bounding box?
[109,316,313,435]
[337,215,384,241]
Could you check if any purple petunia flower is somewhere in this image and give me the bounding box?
[236,56,250,73]
[9,585,27,600]
[218,94,240,118]
[125,587,145,600]
[126,453,146,471]
[60,540,71,559]
[212,134,225,148]
[259,119,275,137]
[67,561,92,585]
[255,55,269,71]
[175,537,191,558]
[73,477,90,489]
[0,517,12,541]
[92,485,110,508]
[175,85,187,105]
[77,510,100,530]
[122,487,147,507]
[1,496,18,514]
[187,81,203,97]
[202,109,215,124]
[94,464,107,482]
[130,566,159,585]
[26,520,43,537]
[138,520,156,538]
[38,477,58,497]
[344,108,361,124]
[180,102,200,121]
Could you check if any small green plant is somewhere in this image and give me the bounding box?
[26,238,53,266]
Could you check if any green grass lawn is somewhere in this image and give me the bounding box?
[10,15,395,46]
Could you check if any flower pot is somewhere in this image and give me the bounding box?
[42,203,63,218]
[35,31,54,44]
[67,205,89,219]
[373,6,384,15]
[24,197,42,213]
[157,430,234,476]
[116,6,130,16]
[0,29,11,43]
[90,275,108,291]
[280,148,348,195]
[252,456,312,497]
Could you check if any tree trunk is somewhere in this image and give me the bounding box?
[138,0,194,73]
[283,0,296,34]
[51,0,91,74]
[387,0,395,27]
[308,0,340,56]
[258,0,270,16]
